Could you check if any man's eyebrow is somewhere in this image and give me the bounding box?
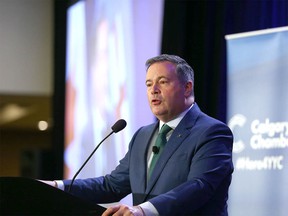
[145,76,169,83]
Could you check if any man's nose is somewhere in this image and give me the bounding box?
[151,84,160,94]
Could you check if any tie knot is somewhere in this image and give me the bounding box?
[159,124,172,136]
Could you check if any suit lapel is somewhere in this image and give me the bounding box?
[132,123,158,195]
[145,104,201,195]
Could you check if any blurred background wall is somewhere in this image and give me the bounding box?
[0,0,53,177]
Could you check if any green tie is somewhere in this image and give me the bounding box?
[148,124,172,180]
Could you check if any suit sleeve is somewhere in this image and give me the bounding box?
[62,150,132,203]
[149,122,233,215]
[61,128,146,203]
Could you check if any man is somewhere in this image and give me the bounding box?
[45,54,233,215]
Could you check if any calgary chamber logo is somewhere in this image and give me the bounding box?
[228,114,288,171]
[228,114,247,153]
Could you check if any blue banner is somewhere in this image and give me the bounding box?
[226,27,288,216]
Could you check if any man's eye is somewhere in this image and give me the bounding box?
[146,83,152,87]
[160,80,168,84]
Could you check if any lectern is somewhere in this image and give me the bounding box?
[0,177,106,215]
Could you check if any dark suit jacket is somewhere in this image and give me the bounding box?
[64,103,233,216]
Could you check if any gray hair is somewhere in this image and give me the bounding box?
[145,54,194,95]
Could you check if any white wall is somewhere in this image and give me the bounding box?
[0,0,53,95]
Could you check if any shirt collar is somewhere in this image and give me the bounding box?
[159,103,194,131]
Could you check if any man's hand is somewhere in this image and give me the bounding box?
[38,180,58,188]
[102,204,144,216]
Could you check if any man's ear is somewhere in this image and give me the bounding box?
[184,81,193,97]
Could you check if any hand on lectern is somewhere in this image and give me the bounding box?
[38,180,58,188]
[102,204,144,216]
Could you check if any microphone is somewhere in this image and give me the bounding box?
[111,119,127,133]
[152,146,159,154]
[68,119,127,193]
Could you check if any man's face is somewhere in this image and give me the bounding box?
[146,61,188,122]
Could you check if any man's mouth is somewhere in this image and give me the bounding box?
[151,99,161,105]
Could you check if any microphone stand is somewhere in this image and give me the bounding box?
[68,131,114,193]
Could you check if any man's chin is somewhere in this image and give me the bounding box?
[152,110,169,121]
[151,108,164,116]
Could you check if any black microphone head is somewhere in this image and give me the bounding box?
[152,146,159,154]
[111,119,127,133]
